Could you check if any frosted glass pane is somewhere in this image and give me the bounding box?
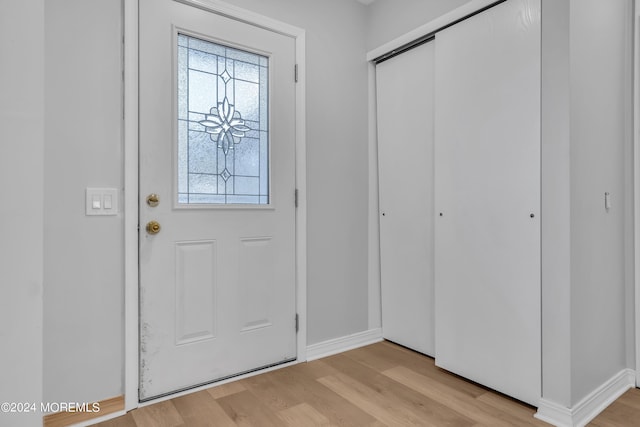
[178,47,188,119]
[234,177,259,195]
[224,177,234,194]
[189,37,225,56]
[189,48,217,74]
[224,150,235,176]
[189,173,217,194]
[178,120,189,193]
[260,132,269,197]
[226,48,260,65]
[189,70,217,114]
[189,131,217,174]
[218,57,227,77]
[226,195,260,204]
[234,137,259,176]
[217,146,227,175]
[217,172,227,194]
[234,81,259,122]
[188,112,205,121]
[177,33,269,205]
[260,67,268,131]
[244,128,259,139]
[188,122,205,132]
[234,61,260,83]
[189,194,225,204]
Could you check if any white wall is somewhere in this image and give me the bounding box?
[568,0,633,404]
[221,0,371,344]
[540,0,573,407]
[0,1,45,426]
[541,0,634,407]
[366,0,471,50]
[43,0,124,405]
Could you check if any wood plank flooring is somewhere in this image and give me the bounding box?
[94,341,640,426]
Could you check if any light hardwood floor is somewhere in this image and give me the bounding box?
[94,341,640,426]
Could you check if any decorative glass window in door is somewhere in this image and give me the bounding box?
[177,33,269,204]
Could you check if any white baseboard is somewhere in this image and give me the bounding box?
[535,368,636,427]
[306,328,383,361]
[69,410,126,427]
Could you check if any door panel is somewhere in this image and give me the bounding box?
[377,42,435,356]
[238,237,274,331]
[434,0,541,406]
[174,240,216,345]
[139,0,297,401]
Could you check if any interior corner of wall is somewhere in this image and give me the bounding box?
[538,368,635,427]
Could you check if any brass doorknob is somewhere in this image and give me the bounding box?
[146,193,159,207]
[146,220,161,235]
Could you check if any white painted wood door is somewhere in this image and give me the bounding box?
[139,0,297,401]
[376,42,435,356]
[434,0,541,406]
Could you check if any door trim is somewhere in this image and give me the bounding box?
[634,0,639,389]
[124,0,307,411]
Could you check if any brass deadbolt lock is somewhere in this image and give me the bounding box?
[146,220,161,235]
[146,193,160,207]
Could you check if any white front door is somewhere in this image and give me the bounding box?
[139,0,297,401]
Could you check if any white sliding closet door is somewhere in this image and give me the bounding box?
[377,42,435,356]
[434,0,541,406]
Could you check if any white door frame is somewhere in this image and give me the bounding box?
[123,0,307,410]
[634,0,640,389]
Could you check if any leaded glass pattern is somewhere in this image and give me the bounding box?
[177,33,269,204]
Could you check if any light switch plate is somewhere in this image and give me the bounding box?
[86,188,118,216]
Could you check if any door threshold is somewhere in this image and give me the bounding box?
[139,357,298,404]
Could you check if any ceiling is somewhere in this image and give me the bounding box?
[356,0,376,5]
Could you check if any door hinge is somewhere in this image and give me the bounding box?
[295,313,299,333]
[294,64,298,83]
[295,188,299,208]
